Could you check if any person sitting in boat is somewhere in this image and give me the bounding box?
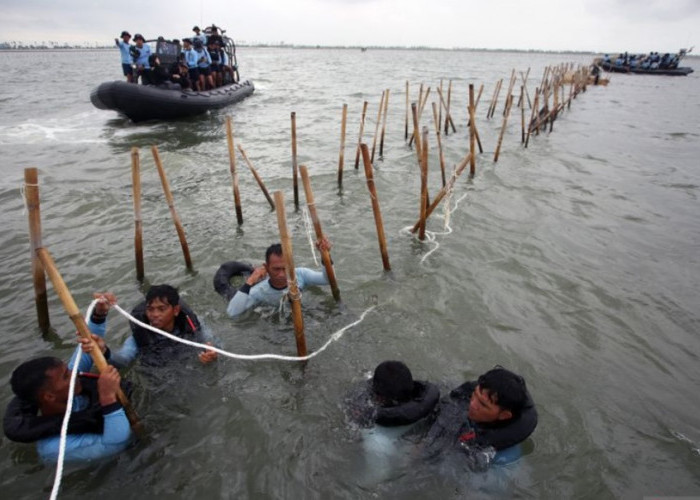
[131,34,152,84]
[225,238,334,318]
[79,286,218,369]
[614,54,625,67]
[147,54,178,88]
[3,357,132,463]
[114,31,133,83]
[221,48,237,84]
[169,52,192,90]
[206,25,224,47]
[422,366,537,471]
[192,26,207,45]
[208,39,223,88]
[181,38,200,91]
[602,54,611,65]
[193,39,214,90]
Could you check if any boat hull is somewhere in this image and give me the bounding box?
[90,80,255,122]
[599,62,694,76]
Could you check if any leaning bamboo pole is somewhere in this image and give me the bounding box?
[494,94,513,162]
[130,149,144,281]
[436,87,456,134]
[299,165,340,301]
[337,103,348,189]
[404,81,409,141]
[354,101,369,169]
[520,85,526,144]
[225,116,244,225]
[431,102,447,187]
[379,88,390,158]
[370,90,385,163]
[360,144,391,271]
[409,86,431,147]
[291,111,299,209]
[24,168,50,333]
[237,144,275,210]
[468,84,477,176]
[273,191,307,357]
[410,102,423,168]
[151,145,193,270]
[444,80,456,134]
[36,247,141,429]
[525,88,540,148]
[475,83,484,110]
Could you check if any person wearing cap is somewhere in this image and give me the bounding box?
[131,34,152,84]
[192,26,207,45]
[114,31,134,83]
[181,38,200,91]
[193,38,214,90]
[207,39,224,87]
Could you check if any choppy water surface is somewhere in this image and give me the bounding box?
[0,48,699,499]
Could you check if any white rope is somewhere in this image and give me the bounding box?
[301,206,320,267]
[50,300,97,500]
[113,303,375,361]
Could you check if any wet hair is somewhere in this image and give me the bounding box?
[145,284,180,307]
[265,243,283,264]
[372,360,414,404]
[477,366,527,418]
[10,357,63,404]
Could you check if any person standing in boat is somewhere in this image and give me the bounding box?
[131,34,152,84]
[225,238,333,318]
[207,39,223,88]
[3,356,132,463]
[181,39,200,91]
[114,31,133,83]
[193,39,214,90]
[192,26,207,45]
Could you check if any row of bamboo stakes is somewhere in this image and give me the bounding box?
[25,62,595,396]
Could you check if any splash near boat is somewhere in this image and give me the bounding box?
[90,24,254,121]
[594,48,694,76]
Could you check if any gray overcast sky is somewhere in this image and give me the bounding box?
[1,0,697,53]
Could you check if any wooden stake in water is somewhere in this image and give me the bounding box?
[36,247,141,429]
[151,145,193,270]
[418,126,429,241]
[354,101,368,169]
[291,111,299,209]
[494,94,513,162]
[379,88,390,158]
[444,80,456,134]
[405,81,410,141]
[130,148,144,281]
[475,83,484,110]
[337,103,348,190]
[436,87,456,134]
[299,165,340,301]
[371,90,385,163]
[237,144,275,210]
[360,144,391,271]
[525,88,540,148]
[225,116,244,225]
[432,102,446,187]
[24,167,50,334]
[273,190,307,357]
[468,84,477,176]
[520,85,526,144]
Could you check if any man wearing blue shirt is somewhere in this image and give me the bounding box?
[181,38,200,90]
[131,34,152,84]
[226,237,334,318]
[114,31,133,83]
[4,357,132,463]
[192,26,207,45]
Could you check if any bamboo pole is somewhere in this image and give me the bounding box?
[409,86,431,147]
[520,85,526,144]
[444,80,456,134]
[360,144,391,271]
[151,145,193,270]
[418,126,429,241]
[237,144,275,210]
[404,81,409,141]
[520,68,532,108]
[130,149,144,281]
[273,191,307,357]
[379,88,390,158]
[354,101,368,169]
[411,102,423,166]
[436,87,456,134]
[291,111,299,209]
[225,116,244,225]
[487,79,503,119]
[502,69,517,116]
[475,83,484,110]
[337,103,348,189]
[299,165,340,301]
[468,84,477,176]
[525,88,539,148]
[431,102,446,187]
[411,151,472,232]
[36,248,140,428]
[438,79,444,132]
[370,90,385,163]
[24,168,50,333]
[494,94,513,162]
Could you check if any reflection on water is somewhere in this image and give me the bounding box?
[0,48,699,498]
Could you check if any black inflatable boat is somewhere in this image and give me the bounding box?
[90,79,255,122]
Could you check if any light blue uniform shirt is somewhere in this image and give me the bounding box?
[116,40,131,64]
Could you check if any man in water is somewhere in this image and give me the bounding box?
[424,366,537,470]
[114,31,133,83]
[3,357,131,462]
[226,237,333,318]
[80,285,217,368]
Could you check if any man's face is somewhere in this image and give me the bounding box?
[122,35,131,43]
[135,39,144,47]
[265,253,287,289]
[468,385,512,423]
[42,362,81,409]
[146,297,181,332]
